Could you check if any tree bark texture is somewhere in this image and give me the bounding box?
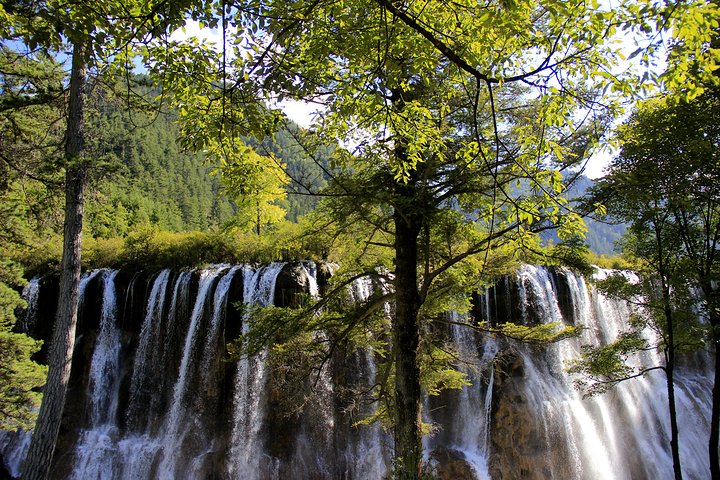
[663,293,682,480]
[392,205,423,479]
[21,40,87,480]
[711,337,720,480]
[702,279,720,480]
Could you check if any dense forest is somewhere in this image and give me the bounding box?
[1,76,337,272]
[83,89,332,236]
[1,1,718,479]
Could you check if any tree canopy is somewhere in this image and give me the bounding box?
[0,40,60,434]
[184,1,640,477]
[2,0,720,477]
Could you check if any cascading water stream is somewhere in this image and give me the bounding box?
[71,269,123,480]
[229,262,286,479]
[588,268,711,479]
[0,431,30,479]
[422,308,497,480]
[78,270,103,306]
[19,277,40,333]
[337,275,391,479]
[302,261,320,298]
[87,270,121,426]
[114,269,182,479]
[200,266,241,384]
[156,265,230,478]
[492,265,713,480]
[0,277,43,478]
[126,269,172,433]
[286,262,339,478]
[450,315,497,480]
[516,266,614,479]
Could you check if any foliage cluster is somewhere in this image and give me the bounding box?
[584,251,631,270]
[70,92,335,240]
[83,102,236,236]
[79,221,331,271]
[228,231,579,432]
[0,260,47,431]
[2,0,719,476]
[0,46,60,432]
[574,91,720,393]
[2,69,333,257]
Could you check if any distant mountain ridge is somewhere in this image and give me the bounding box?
[540,174,626,256]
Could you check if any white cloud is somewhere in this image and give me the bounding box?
[584,150,613,179]
[169,19,242,60]
[170,20,222,46]
[277,99,323,128]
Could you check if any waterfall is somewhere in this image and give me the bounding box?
[156,265,231,479]
[585,268,710,479]
[509,266,617,479]
[336,275,391,479]
[287,262,337,478]
[116,269,183,479]
[87,270,122,426]
[71,270,122,480]
[449,314,496,479]
[229,262,285,479]
[0,278,43,478]
[19,277,40,333]
[0,431,30,479]
[1,263,714,479]
[164,266,227,435]
[340,346,389,479]
[126,269,173,433]
[423,309,497,479]
[200,266,242,384]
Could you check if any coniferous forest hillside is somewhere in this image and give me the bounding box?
[83,84,330,237]
[1,71,625,294]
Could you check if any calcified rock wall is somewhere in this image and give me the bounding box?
[0,264,713,480]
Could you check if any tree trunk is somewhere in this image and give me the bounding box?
[666,377,683,480]
[21,39,87,480]
[387,77,427,479]
[653,222,682,480]
[256,201,261,236]
[699,281,719,479]
[663,302,683,480]
[711,336,720,480]
[392,205,423,479]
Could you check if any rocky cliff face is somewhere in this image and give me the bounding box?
[427,448,478,480]
[489,348,569,480]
